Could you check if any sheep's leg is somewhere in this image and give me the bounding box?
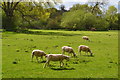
[62,61,64,66]
[44,60,49,68]
[47,61,50,66]
[90,52,93,56]
[60,61,63,67]
[62,50,65,54]
[79,50,82,56]
[36,56,39,63]
[86,52,88,55]
[44,62,47,68]
[31,54,34,62]
[60,61,62,67]
[60,61,64,67]
[41,56,43,61]
[78,48,81,56]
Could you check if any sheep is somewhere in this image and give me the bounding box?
[62,46,76,57]
[44,54,70,68]
[31,50,46,62]
[82,36,90,41]
[78,45,93,56]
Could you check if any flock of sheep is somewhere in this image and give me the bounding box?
[31,36,93,68]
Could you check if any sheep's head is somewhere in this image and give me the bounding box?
[45,54,48,58]
[90,53,95,57]
[43,53,47,56]
[73,53,76,57]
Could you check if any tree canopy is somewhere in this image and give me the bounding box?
[1,1,119,31]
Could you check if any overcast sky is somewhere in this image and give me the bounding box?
[55,0,120,10]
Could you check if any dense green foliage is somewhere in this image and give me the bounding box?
[105,6,119,30]
[2,30,118,78]
[1,2,119,31]
[61,4,118,31]
[61,10,109,30]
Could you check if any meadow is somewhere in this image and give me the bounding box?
[2,30,118,78]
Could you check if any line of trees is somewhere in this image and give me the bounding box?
[1,1,120,31]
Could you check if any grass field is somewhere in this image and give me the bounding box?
[2,30,118,78]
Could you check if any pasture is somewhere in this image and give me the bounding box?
[2,30,118,78]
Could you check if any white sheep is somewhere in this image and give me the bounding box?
[62,46,76,57]
[44,54,70,68]
[82,36,90,41]
[31,50,46,62]
[78,45,93,56]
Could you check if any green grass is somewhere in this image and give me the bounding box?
[2,30,118,78]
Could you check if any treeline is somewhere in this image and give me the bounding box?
[1,2,120,31]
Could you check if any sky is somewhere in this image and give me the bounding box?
[55,0,120,10]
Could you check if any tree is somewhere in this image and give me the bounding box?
[87,1,109,15]
[1,0,62,31]
[105,6,118,30]
[61,7,109,31]
[46,8,63,29]
[70,4,91,12]
[61,10,97,30]
[15,2,50,29]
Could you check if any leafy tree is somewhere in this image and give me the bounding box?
[15,2,50,29]
[1,0,62,31]
[46,8,63,29]
[70,4,91,12]
[105,6,118,30]
[61,10,97,30]
[118,13,120,30]
[94,17,109,30]
[61,8,109,31]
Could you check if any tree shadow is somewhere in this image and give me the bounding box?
[15,30,81,36]
[50,67,75,70]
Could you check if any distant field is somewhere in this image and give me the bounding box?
[2,30,118,78]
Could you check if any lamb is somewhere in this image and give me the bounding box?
[44,54,70,68]
[31,50,46,62]
[62,46,76,57]
[82,36,90,41]
[78,45,93,56]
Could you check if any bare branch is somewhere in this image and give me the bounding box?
[12,0,22,10]
[10,0,14,8]
[7,2,10,10]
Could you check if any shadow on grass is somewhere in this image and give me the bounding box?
[40,60,46,63]
[50,67,75,70]
[82,55,95,57]
[31,60,46,63]
[16,30,81,36]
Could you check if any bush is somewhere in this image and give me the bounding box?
[46,19,61,29]
[2,11,22,31]
[2,15,17,31]
[94,18,109,31]
[61,10,109,31]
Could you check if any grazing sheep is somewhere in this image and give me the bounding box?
[31,50,46,62]
[44,54,70,68]
[62,46,76,57]
[82,36,90,41]
[78,45,93,56]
